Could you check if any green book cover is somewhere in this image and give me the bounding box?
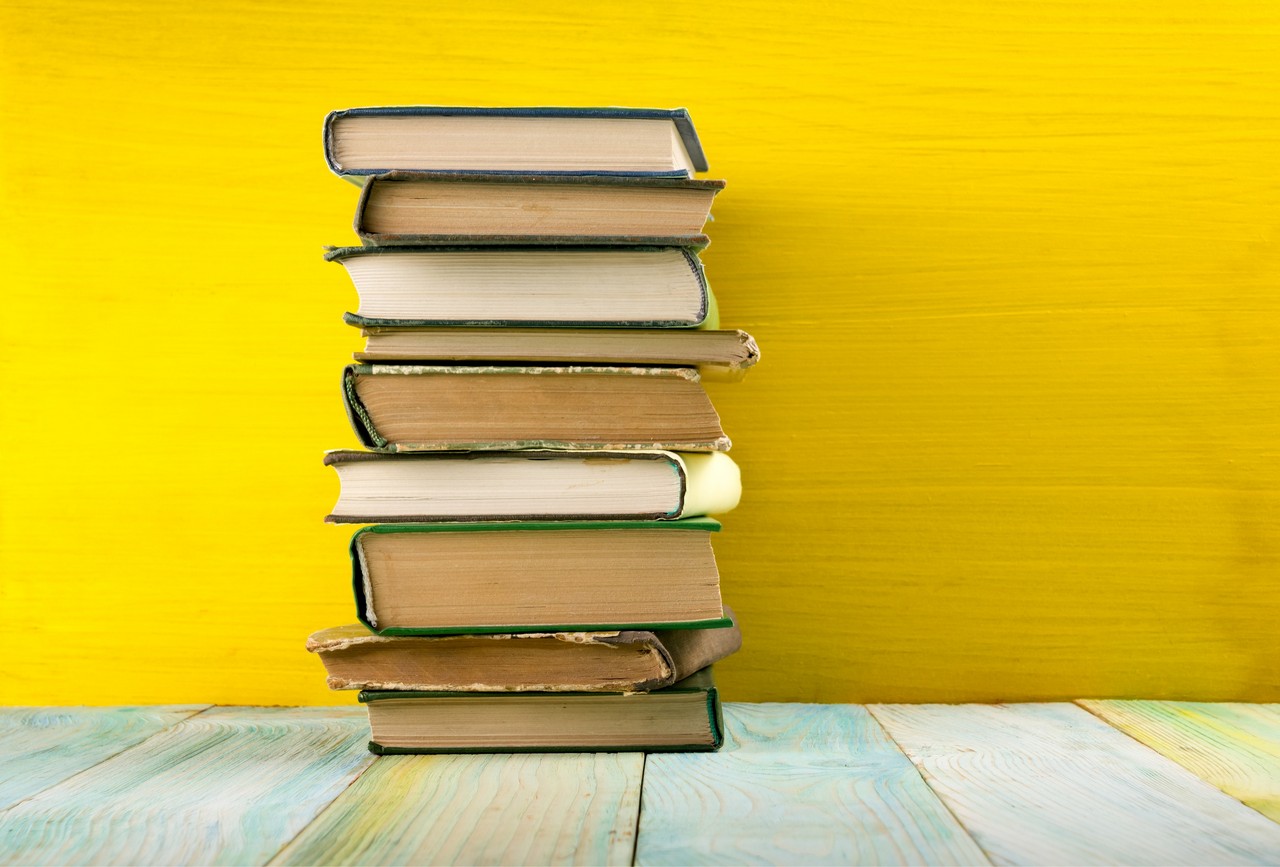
[349,519,729,636]
[359,667,724,754]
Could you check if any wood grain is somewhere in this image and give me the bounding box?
[871,702,1280,865]
[635,702,989,865]
[0,707,372,866]
[0,706,206,811]
[1081,701,1280,823]
[272,752,643,866]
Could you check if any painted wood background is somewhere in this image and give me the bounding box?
[0,0,1276,704]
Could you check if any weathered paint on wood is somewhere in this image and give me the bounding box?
[0,706,206,811]
[272,752,643,866]
[1081,701,1280,823]
[0,707,372,866]
[871,703,1280,865]
[635,702,990,865]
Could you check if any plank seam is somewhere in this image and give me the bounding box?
[864,704,997,866]
[264,751,382,865]
[1074,699,1280,829]
[631,753,648,867]
[0,705,212,817]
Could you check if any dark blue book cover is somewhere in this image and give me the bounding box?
[324,105,709,179]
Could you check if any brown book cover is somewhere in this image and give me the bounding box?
[352,327,760,382]
[307,610,741,693]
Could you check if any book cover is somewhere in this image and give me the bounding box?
[359,667,725,754]
[349,327,759,381]
[354,172,725,248]
[323,449,741,523]
[350,517,732,632]
[324,105,709,181]
[306,611,742,692]
[341,363,731,453]
[326,244,711,328]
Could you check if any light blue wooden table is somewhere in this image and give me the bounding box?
[1,702,1278,865]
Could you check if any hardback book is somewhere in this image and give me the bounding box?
[359,667,724,754]
[343,364,730,453]
[352,326,758,382]
[306,612,741,692]
[323,106,708,181]
[349,518,727,635]
[354,173,725,247]
[328,245,714,328]
[324,449,740,523]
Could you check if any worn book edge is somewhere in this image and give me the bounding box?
[305,610,740,692]
[341,363,731,453]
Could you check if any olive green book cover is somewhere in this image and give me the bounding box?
[359,667,724,754]
[349,519,730,636]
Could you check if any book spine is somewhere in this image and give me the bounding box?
[321,109,342,175]
[340,366,384,449]
[706,685,725,749]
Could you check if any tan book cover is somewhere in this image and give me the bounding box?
[307,610,741,693]
[342,364,731,453]
[352,327,760,382]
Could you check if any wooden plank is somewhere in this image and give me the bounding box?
[0,707,372,866]
[635,703,990,865]
[272,752,643,866]
[1081,701,1280,823]
[871,703,1280,865]
[0,706,206,811]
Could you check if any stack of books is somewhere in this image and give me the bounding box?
[306,106,759,754]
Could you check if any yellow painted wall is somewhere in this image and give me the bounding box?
[1,1,1277,705]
